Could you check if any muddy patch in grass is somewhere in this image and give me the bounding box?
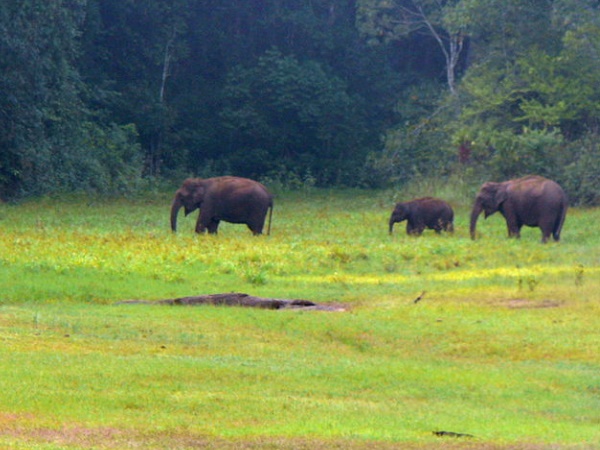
[502,299,562,309]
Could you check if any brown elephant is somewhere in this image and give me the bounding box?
[170,176,273,235]
[389,197,454,235]
[470,175,567,243]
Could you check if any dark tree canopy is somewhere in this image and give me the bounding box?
[1,0,598,204]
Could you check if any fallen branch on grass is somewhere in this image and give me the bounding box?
[117,292,345,311]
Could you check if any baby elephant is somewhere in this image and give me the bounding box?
[389,197,454,235]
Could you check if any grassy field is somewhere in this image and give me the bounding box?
[0,186,599,449]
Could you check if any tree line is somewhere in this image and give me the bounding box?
[1,0,598,204]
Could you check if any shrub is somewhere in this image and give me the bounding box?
[60,122,144,196]
[471,128,565,181]
[559,134,600,206]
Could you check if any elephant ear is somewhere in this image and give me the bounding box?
[193,185,205,205]
[181,180,206,215]
[396,203,409,219]
[492,183,509,209]
[478,182,506,217]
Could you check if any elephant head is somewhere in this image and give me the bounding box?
[170,178,205,232]
[470,182,508,239]
[389,203,409,234]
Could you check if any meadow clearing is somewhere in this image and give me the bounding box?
[0,185,598,449]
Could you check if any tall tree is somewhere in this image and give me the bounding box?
[82,0,190,176]
[0,0,87,198]
[356,0,467,94]
[452,0,599,139]
[220,49,370,184]
[446,0,600,203]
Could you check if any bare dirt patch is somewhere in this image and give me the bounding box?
[503,299,562,309]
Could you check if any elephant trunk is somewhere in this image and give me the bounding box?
[170,197,182,232]
[470,200,483,240]
[389,216,396,234]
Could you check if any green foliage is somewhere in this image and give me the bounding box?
[450,0,561,57]
[457,127,565,180]
[0,0,147,200]
[0,0,86,198]
[1,0,599,199]
[221,49,372,185]
[441,0,600,200]
[260,163,317,194]
[75,123,144,195]
[356,0,466,93]
[457,47,598,135]
[365,81,454,186]
[81,0,192,177]
[559,134,600,206]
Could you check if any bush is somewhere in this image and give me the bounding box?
[559,134,600,206]
[476,128,565,180]
[364,81,453,187]
[53,122,144,196]
[220,49,373,186]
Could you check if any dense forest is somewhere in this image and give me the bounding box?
[1,0,599,204]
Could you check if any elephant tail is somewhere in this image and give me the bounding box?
[553,201,568,241]
[266,200,273,236]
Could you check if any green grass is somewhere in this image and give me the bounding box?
[0,189,599,449]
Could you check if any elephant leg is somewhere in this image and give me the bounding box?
[195,215,207,234]
[508,226,521,239]
[246,223,257,235]
[539,221,554,243]
[505,218,518,237]
[245,216,265,235]
[552,227,562,242]
[503,211,521,238]
[542,211,566,243]
[552,219,562,241]
[207,220,220,234]
[406,222,422,235]
[247,224,263,235]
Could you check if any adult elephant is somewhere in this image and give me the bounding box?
[170,176,273,235]
[470,175,567,243]
[389,197,454,235]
